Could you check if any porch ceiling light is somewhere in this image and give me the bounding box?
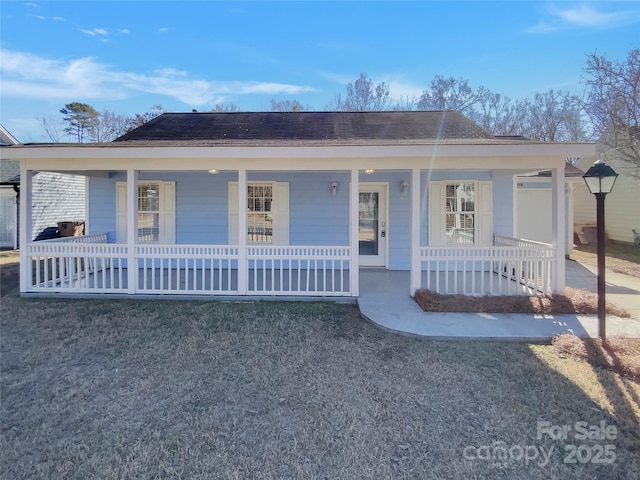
[364,169,375,174]
[330,181,338,196]
[582,159,618,194]
[208,169,219,174]
[401,181,409,196]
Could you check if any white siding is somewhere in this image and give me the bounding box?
[0,187,17,247]
[31,172,86,240]
[517,185,574,253]
[574,154,640,244]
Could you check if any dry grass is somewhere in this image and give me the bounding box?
[414,287,630,317]
[572,241,640,278]
[2,255,639,479]
[552,334,640,381]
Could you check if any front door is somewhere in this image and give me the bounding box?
[359,183,387,267]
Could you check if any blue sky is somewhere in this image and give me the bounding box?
[1,0,638,142]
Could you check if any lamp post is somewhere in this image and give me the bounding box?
[582,159,618,340]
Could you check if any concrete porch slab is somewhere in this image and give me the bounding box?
[358,267,640,341]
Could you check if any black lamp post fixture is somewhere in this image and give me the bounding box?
[582,159,618,340]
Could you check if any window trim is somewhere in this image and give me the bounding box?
[228,181,289,246]
[428,179,492,247]
[116,180,175,244]
[443,180,477,245]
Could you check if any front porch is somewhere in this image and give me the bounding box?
[24,233,555,297]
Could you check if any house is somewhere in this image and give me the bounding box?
[0,111,594,298]
[1,125,21,248]
[516,162,585,255]
[0,125,87,249]
[573,147,640,245]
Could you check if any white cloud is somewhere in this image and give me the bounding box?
[26,3,38,7]
[79,28,108,37]
[53,16,65,21]
[526,3,640,33]
[554,4,632,28]
[0,49,314,107]
[158,27,171,34]
[120,29,129,34]
[155,67,189,77]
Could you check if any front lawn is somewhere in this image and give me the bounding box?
[1,254,638,479]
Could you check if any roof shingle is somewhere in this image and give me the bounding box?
[114,111,496,143]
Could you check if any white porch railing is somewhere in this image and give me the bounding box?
[420,237,554,296]
[493,235,553,249]
[40,233,109,244]
[135,245,239,294]
[24,239,351,296]
[247,246,351,295]
[27,234,128,293]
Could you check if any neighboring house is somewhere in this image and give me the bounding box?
[573,147,640,245]
[1,111,594,298]
[516,163,584,255]
[0,124,87,248]
[0,125,21,248]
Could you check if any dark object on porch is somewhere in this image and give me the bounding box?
[34,226,60,241]
[57,221,85,237]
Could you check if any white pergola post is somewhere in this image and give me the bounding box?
[19,168,33,293]
[566,183,574,255]
[551,166,565,294]
[410,168,421,296]
[350,169,359,296]
[237,168,248,294]
[126,169,138,294]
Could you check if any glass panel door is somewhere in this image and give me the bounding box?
[359,192,379,256]
[359,184,387,267]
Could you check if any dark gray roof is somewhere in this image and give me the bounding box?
[0,159,20,184]
[114,111,496,144]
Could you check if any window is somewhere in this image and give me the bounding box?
[116,181,175,244]
[428,180,492,246]
[445,182,475,244]
[247,183,273,243]
[228,181,289,245]
[137,183,161,242]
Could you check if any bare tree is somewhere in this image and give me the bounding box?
[126,105,167,132]
[582,49,639,173]
[519,90,586,142]
[36,116,64,142]
[91,110,131,142]
[468,88,518,136]
[327,73,391,111]
[60,102,99,143]
[211,103,240,112]
[417,76,483,115]
[270,99,308,112]
[391,95,418,111]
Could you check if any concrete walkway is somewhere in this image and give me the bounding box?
[358,262,640,341]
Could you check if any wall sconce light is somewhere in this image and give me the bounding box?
[208,169,218,174]
[401,181,409,196]
[364,169,375,174]
[330,181,338,196]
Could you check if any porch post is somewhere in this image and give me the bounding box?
[410,168,421,296]
[19,167,33,293]
[237,168,248,294]
[566,183,574,255]
[350,169,359,296]
[126,169,138,294]
[551,166,565,294]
